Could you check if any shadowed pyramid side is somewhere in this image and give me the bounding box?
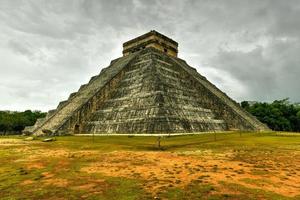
[169,55,269,131]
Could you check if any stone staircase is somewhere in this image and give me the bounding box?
[27,53,138,136]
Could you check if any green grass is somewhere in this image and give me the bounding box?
[219,181,294,200]
[55,132,299,154]
[9,131,297,151]
[0,131,299,199]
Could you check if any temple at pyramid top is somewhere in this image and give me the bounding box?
[123,30,178,57]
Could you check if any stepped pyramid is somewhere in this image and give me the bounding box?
[25,30,269,136]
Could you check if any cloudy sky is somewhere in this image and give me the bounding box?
[0,0,299,111]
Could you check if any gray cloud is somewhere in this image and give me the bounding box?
[208,38,300,102]
[0,0,300,111]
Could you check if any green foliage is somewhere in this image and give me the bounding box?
[0,110,46,135]
[241,99,300,132]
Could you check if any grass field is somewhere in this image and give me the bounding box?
[0,132,300,200]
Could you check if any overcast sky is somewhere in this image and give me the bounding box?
[0,0,299,111]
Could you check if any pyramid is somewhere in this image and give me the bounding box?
[25,30,269,136]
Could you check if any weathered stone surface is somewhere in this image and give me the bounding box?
[42,138,56,142]
[42,129,53,135]
[27,31,269,136]
[123,30,178,57]
[22,126,33,135]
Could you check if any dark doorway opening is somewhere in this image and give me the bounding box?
[74,124,80,134]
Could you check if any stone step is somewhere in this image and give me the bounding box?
[88,75,98,84]
[93,105,212,114]
[78,84,87,92]
[57,100,68,110]
[85,119,226,133]
[46,109,56,119]
[87,117,224,125]
[92,108,216,121]
[68,92,77,100]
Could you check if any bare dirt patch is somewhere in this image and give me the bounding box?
[72,179,106,191]
[26,162,45,169]
[43,178,69,187]
[41,172,55,179]
[81,150,300,197]
[20,179,34,185]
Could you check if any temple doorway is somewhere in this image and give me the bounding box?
[74,124,80,134]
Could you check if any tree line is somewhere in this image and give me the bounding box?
[0,110,46,135]
[241,99,300,132]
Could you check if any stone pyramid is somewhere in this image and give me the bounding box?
[25,31,269,136]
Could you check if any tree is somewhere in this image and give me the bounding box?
[0,110,46,135]
[241,101,250,109]
[242,98,300,132]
